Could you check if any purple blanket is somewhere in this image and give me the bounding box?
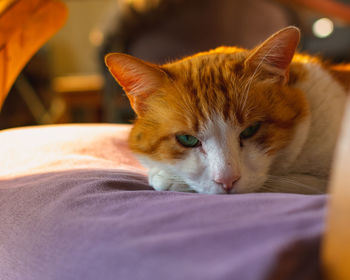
[0,125,326,280]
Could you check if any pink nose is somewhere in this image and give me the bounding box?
[214,175,241,193]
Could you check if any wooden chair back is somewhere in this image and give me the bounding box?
[0,0,67,109]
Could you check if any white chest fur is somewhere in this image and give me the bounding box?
[274,63,347,178]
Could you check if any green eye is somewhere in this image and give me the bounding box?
[176,134,201,148]
[240,122,261,140]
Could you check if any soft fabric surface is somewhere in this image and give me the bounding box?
[0,124,326,280]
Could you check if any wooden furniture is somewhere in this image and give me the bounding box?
[0,0,68,110]
[52,74,103,122]
[323,96,350,280]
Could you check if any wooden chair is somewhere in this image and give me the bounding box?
[0,0,67,110]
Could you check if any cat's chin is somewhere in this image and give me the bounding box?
[186,180,264,195]
[189,185,227,195]
[188,186,261,195]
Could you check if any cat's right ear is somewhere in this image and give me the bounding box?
[105,53,166,115]
[244,26,300,84]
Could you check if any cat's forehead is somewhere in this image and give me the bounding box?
[198,114,240,140]
[164,48,248,76]
[157,47,304,135]
[161,49,262,127]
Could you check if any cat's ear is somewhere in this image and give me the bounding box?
[245,26,300,83]
[105,53,166,115]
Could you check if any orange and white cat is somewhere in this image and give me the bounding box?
[105,26,349,194]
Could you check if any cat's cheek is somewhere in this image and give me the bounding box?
[171,151,204,177]
[168,152,224,194]
[237,155,270,193]
[236,145,272,193]
[234,172,268,193]
[183,178,227,194]
[243,144,272,171]
[138,152,207,192]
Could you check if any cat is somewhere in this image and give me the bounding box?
[105,26,349,194]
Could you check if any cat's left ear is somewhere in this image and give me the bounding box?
[245,26,300,84]
[105,53,166,115]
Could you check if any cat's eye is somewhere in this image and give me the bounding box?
[240,122,261,140]
[176,134,201,148]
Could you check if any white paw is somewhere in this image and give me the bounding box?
[148,168,193,192]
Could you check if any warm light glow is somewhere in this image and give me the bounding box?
[0,0,17,14]
[312,18,334,38]
[89,28,104,47]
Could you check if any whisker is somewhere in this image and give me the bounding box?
[262,175,324,194]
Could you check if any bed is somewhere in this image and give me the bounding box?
[0,124,326,280]
[0,1,349,279]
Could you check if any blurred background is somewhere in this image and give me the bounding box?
[1,0,349,129]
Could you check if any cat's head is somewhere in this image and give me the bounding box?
[105,26,310,194]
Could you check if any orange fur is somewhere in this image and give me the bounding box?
[330,63,350,91]
[105,28,344,163]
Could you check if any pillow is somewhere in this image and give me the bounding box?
[0,124,326,280]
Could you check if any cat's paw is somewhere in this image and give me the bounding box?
[148,168,193,192]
